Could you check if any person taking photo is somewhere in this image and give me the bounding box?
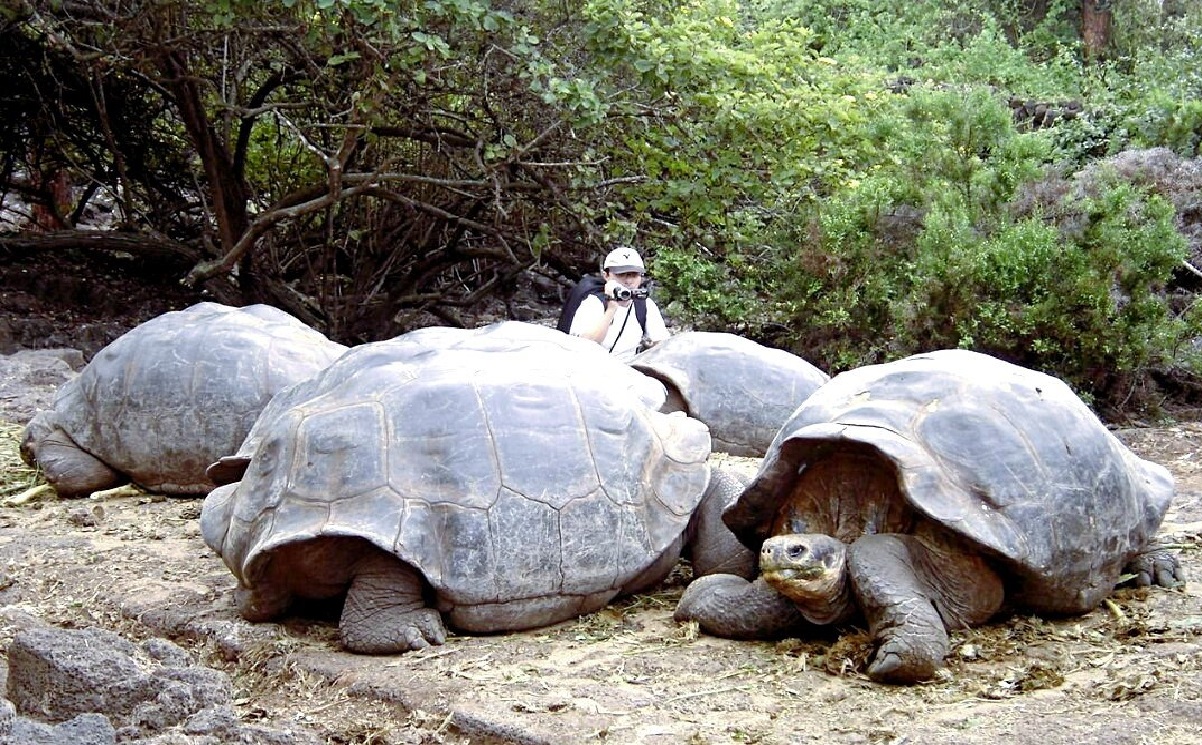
[556,246,671,360]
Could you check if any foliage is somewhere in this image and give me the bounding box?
[5,0,1202,413]
[2,0,629,337]
[573,0,889,328]
[631,1,1202,413]
[905,182,1194,399]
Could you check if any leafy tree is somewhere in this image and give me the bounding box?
[5,0,1202,415]
[573,0,886,327]
[0,0,638,337]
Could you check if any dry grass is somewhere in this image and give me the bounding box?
[0,421,46,500]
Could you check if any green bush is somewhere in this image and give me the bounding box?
[637,3,1202,414]
[760,162,1197,413]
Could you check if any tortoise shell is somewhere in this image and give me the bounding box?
[631,331,829,455]
[201,322,710,632]
[21,302,345,495]
[724,349,1174,611]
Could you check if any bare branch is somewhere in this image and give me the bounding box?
[182,182,379,286]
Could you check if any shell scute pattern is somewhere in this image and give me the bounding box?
[675,348,1180,684]
[22,302,345,496]
[630,331,828,456]
[202,321,711,639]
[731,349,1173,602]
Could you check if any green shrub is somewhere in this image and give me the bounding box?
[762,164,1196,413]
[610,2,1202,414]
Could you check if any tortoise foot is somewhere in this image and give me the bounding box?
[342,607,447,654]
[339,552,449,654]
[1125,547,1185,589]
[235,584,291,623]
[867,632,944,684]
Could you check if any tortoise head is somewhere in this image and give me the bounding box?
[759,533,853,626]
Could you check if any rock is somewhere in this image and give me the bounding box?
[7,627,146,723]
[0,698,117,745]
[3,626,322,744]
[180,705,323,745]
[0,348,82,425]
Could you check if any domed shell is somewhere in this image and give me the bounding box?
[725,349,1174,605]
[201,322,710,631]
[210,322,667,475]
[36,302,346,493]
[630,331,829,456]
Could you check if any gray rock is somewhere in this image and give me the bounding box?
[140,638,194,668]
[180,705,323,745]
[0,698,116,745]
[6,626,228,730]
[0,348,82,425]
[7,627,147,723]
[3,625,323,744]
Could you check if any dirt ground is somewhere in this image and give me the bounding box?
[0,246,1200,744]
[0,386,1200,744]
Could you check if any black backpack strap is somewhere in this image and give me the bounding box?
[634,297,647,335]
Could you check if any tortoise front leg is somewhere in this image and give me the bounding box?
[235,581,292,622]
[847,533,1003,684]
[340,551,447,654]
[685,468,757,579]
[674,573,809,639]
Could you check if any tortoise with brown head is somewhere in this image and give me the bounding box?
[674,349,1183,683]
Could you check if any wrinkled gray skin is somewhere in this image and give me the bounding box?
[19,302,346,498]
[630,331,829,456]
[675,349,1184,684]
[201,321,754,654]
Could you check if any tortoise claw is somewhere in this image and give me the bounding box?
[342,607,447,654]
[1125,547,1185,589]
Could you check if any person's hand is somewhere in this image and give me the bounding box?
[604,278,632,306]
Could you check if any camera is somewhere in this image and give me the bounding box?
[610,286,649,302]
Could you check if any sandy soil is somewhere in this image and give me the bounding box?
[1,384,1200,745]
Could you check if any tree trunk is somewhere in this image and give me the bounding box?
[30,170,71,231]
[1082,1,1113,63]
[157,50,250,257]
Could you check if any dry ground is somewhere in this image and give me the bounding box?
[0,408,1200,744]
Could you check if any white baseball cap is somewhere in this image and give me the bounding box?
[603,246,646,274]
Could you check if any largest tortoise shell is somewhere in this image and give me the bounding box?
[201,322,710,632]
[724,349,1175,612]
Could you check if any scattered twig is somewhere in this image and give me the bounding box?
[304,694,350,716]
[400,648,461,665]
[89,483,147,501]
[2,483,54,506]
[1104,598,1127,623]
[661,684,752,704]
[1180,259,1202,280]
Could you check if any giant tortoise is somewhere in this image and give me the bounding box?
[630,331,829,456]
[20,302,346,498]
[201,321,748,653]
[674,349,1183,683]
